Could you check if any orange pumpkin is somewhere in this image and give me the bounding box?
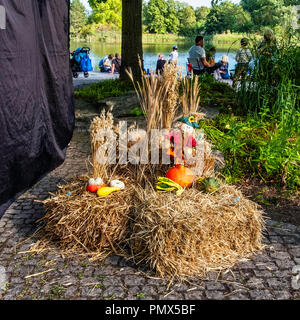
[166,164,194,188]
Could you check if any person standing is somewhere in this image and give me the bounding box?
[188,36,220,75]
[169,45,178,64]
[233,38,252,88]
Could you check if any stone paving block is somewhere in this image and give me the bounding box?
[275,259,295,270]
[159,293,184,300]
[205,281,226,291]
[293,257,300,264]
[270,251,291,260]
[245,277,265,290]
[226,290,250,300]
[269,236,284,243]
[126,286,142,297]
[256,262,278,271]
[141,285,158,296]
[273,290,292,300]
[288,247,300,257]
[102,276,123,287]
[282,236,299,244]
[80,285,103,298]
[184,290,205,300]
[253,269,273,278]
[170,283,190,292]
[266,278,289,290]
[102,286,125,299]
[124,275,146,286]
[205,291,225,300]
[249,290,274,300]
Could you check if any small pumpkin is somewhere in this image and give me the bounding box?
[200,177,220,193]
[166,164,194,188]
[86,184,106,193]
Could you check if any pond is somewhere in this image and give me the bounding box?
[70,41,238,74]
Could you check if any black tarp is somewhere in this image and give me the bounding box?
[0,0,75,217]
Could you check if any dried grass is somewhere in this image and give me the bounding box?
[32,175,135,261]
[129,182,265,280]
[180,75,201,117]
[126,61,180,132]
[89,108,117,179]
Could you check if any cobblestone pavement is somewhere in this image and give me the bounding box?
[0,130,300,300]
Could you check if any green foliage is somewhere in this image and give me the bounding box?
[177,5,197,36]
[195,6,210,32]
[74,79,134,102]
[143,0,169,34]
[240,0,296,31]
[237,31,300,115]
[70,0,299,39]
[198,114,300,188]
[205,1,252,34]
[197,36,300,189]
[70,0,88,38]
[196,73,237,110]
[88,0,122,28]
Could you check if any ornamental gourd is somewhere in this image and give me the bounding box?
[97,187,121,197]
[166,164,194,188]
[86,177,106,193]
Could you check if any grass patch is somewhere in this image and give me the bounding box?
[74,79,134,103]
[198,113,300,189]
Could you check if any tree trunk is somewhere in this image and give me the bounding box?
[120,0,143,81]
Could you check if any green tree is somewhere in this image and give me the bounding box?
[165,0,180,34]
[241,0,289,30]
[205,1,253,34]
[88,0,122,28]
[232,5,253,33]
[70,0,88,38]
[143,0,168,33]
[195,6,210,22]
[177,4,197,36]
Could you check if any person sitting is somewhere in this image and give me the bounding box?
[233,38,252,87]
[188,36,221,75]
[111,53,121,74]
[99,54,114,72]
[219,56,230,79]
[206,47,216,64]
[156,53,166,75]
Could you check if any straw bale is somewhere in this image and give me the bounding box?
[36,175,135,260]
[129,182,265,280]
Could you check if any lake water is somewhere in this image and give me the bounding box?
[70,41,237,74]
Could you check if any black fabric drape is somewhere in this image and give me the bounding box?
[0,0,74,217]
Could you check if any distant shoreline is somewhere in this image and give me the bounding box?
[71,32,260,49]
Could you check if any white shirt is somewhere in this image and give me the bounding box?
[169,50,178,62]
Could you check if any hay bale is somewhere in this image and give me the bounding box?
[37,176,134,260]
[130,183,265,280]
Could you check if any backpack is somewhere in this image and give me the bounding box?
[80,53,93,72]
